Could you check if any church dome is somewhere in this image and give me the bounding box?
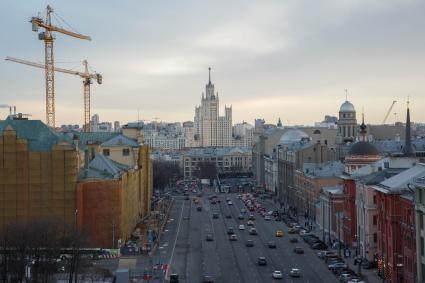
[279,129,309,144]
[348,141,379,156]
[340,101,355,112]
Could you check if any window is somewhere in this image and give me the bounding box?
[373,195,377,204]
[122,148,130,156]
[103,149,110,156]
[373,233,377,243]
[373,215,377,225]
[421,213,424,230]
[421,237,424,256]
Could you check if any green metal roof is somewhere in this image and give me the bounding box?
[0,119,73,151]
[74,132,120,150]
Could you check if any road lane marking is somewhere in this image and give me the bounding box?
[165,200,185,280]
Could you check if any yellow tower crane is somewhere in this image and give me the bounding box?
[5,57,102,132]
[30,5,91,127]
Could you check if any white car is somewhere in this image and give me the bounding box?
[289,268,301,277]
[347,280,365,283]
[264,215,271,221]
[227,201,233,205]
[238,224,245,230]
[272,270,283,279]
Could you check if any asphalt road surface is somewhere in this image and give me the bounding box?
[159,187,340,283]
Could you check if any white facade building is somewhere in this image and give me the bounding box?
[194,68,233,148]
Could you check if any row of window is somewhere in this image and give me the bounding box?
[103,148,130,156]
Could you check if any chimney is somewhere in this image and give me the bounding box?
[9,106,12,115]
[13,106,16,115]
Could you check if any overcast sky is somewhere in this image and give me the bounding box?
[1,1,424,126]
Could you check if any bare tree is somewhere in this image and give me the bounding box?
[153,160,182,190]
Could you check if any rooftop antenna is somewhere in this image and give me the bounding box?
[208,67,211,84]
[345,89,348,101]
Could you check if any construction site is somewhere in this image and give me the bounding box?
[1,4,154,252]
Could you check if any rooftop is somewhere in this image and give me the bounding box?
[303,161,344,178]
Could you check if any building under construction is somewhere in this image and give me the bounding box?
[0,115,152,248]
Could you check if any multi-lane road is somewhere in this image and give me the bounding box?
[158,187,339,283]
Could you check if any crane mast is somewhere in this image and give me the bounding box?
[30,5,91,127]
[5,57,102,132]
[382,100,397,124]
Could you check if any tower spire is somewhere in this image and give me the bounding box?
[359,107,367,141]
[402,97,415,157]
[345,89,348,101]
[208,67,211,84]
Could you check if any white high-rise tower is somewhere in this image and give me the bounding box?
[194,68,232,147]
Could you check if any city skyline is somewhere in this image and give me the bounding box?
[1,1,425,126]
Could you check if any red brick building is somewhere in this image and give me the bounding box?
[341,176,357,248]
[373,165,422,283]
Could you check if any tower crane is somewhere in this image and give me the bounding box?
[6,57,102,132]
[382,100,397,124]
[30,5,91,127]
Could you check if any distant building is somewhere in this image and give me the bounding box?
[194,68,232,147]
[90,114,113,132]
[336,100,357,144]
[314,115,338,129]
[182,147,252,179]
[114,121,121,132]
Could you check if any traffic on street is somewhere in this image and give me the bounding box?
[159,182,344,283]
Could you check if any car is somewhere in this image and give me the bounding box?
[328,262,348,270]
[229,234,237,241]
[275,230,284,237]
[226,214,232,219]
[257,257,267,266]
[299,230,312,236]
[212,213,219,219]
[227,201,233,205]
[245,240,254,247]
[317,251,335,259]
[248,214,255,220]
[267,241,276,248]
[264,215,271,221]
[312,242,328,250]
[288,227,296,234]
[238,214,244,220]
[210,200,216,204]
[247,220,254,226]
[239,224,245,230]
[339,273,354,282]
[347,280,365,283]
[227,227,235,235]
[241,208,247,213]
[202,275,214,283]
[293,247,304,254]
[197,206,202,211]
[206,234,214,241]
[289,237,298,243]
[170,273,179,283]
[272,270,283,279]
[289,268,301,277]
[184,196,190,200]
[249,228,258,235]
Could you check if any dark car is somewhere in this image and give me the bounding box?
[312,242,327,250]
[238,214,244,220]
[202,275,214,283]
[248,214,255,220]
[170,274,179,283]
[249,228,257,235]
[226,214,232,219]
[257,257,267,266]
[289,237,298,243]
[227,227,235,235]
[267,241,277,248]
[293,247,304,254]
[206,234,214,241]
[213,213,219,219]
[197,206,202,211]
[245,240,254,247]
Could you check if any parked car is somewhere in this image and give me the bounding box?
[245,240,254,247]
[238,214,244,220]
[347,280,365,283]
[202,275,214,283]
[289,268,301,277]
[238,224,245,230]
[317,251,335,259]
[267,241,276,248]
[312,242,328,250]
[227,227,235,235]
[257,257,267,266]
[249,214,255,220]
[247,220,254,226]
[288,227,296,234]
[226,214,232,219]
[197,206,202,211]
[293,247,304,254]
[170,273,179,283]
[264,215,271,221]
[272,270,283,279]
[328,262,348,270]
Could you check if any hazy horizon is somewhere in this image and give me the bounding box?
[1,1,424,126]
